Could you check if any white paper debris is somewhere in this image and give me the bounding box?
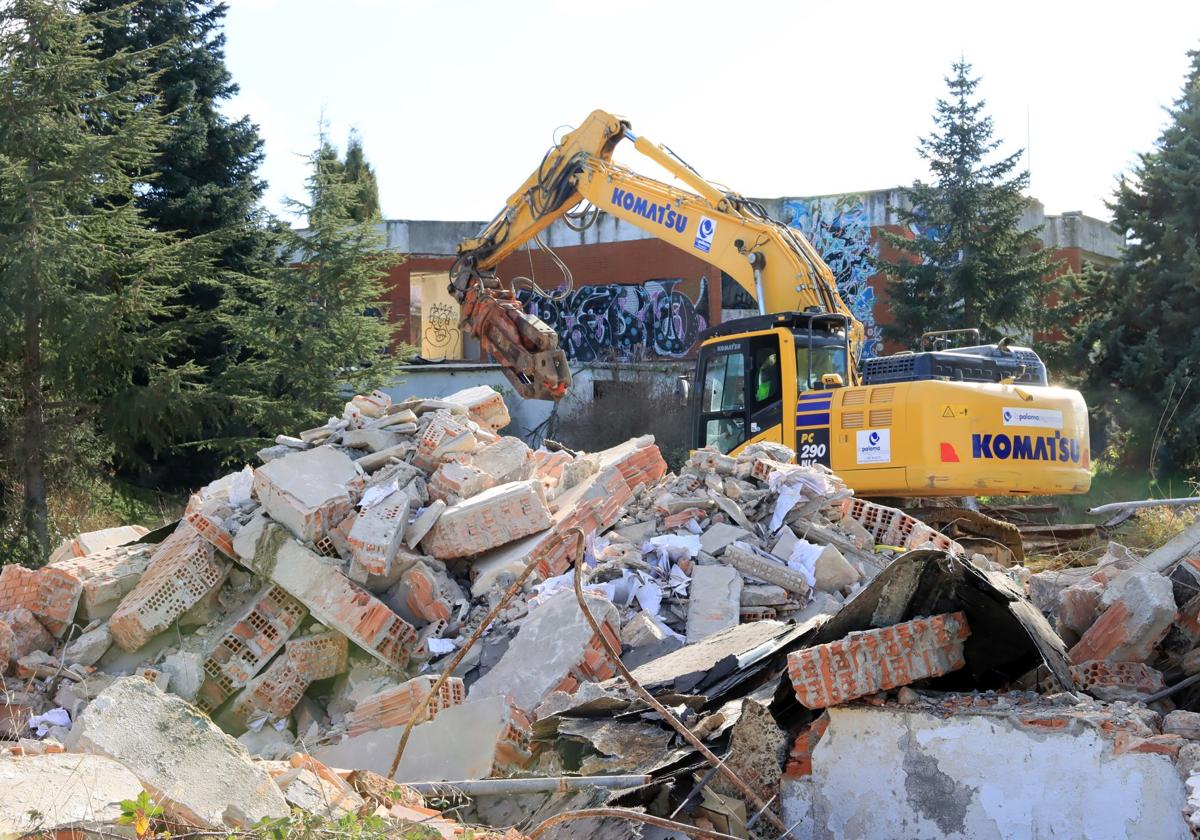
[229,465,254,508]
[28,707,70,737]
[427,637,456,655]
[358,480,399,510]
[787,538,822,588]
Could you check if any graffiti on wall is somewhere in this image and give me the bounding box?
[783,195,883,358]
[516,278,708,362]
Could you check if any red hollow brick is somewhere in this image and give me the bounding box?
[109,525,229,652]
[787,612,971,709]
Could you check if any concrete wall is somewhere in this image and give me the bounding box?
[782,706,1189,840]
[381,361,689,446]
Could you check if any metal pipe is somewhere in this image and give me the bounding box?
[1088,497,1200,516]
[404,775,649,796]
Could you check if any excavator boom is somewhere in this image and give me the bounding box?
[451,110,862,398]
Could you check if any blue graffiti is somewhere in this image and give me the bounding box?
[516,278,708,363]
[783,196,883,359]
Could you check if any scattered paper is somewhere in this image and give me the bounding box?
[358,480,399,510]
[787,539,822,588]
[229,465,254,508]
[28,707,70,737]
[427,637,457,655]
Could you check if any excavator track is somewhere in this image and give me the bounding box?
[913,506,1026,565]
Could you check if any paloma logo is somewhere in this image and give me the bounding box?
[1001,407,1063,429]
[694,217,716,253]
[856,429,891,464]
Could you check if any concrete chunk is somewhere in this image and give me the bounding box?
[687,565,743,643]
[443,385,510,432]
[65,676,289,828]
[252,446,359,542]
[470,590,619,713]
[405,499,446,549]
[813,544,861,592]
[1070,570,1177,664]
[347,490,410,576]
[471,436,534,484]
[317,694,531,782]
[421,480,551,559]
[0,753,143,835]
[700,522,752,555]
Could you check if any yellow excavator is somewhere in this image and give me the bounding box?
[450,110,1091,498]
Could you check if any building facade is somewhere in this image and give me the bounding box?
[372,188,1123,363]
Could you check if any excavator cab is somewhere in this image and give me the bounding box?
[692,313,851,461]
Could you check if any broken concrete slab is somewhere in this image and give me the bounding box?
[470,590,619,713]
[786,702,1190,839]
[686,565,742,643]
[47,542,154,622]
[317,693,531,783]
[699,522,751,555]
[65,676,289,828]
[0,752,143,836]
[471,436,534,484]
[252,446,359,542]
[47,524,148,564]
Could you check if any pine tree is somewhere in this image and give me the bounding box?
[221,145,408,442]
[879,59,1059,345]
[1064,49,1200,472]
[342,130,381,222]
[80,0,273,485]
[310,130,381,224]
[0,0,210,561]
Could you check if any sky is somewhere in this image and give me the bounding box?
[221,0,1200,225]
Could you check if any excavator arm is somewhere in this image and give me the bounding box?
[452,110,863,400]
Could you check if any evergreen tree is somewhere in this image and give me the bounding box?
[1062,49,1200,472]
[0,0,210,561]
[221,145,408,442]
[310,130,381,224]
[81,0,273,485]
[879,59,1058,344]
[342,130,381,222]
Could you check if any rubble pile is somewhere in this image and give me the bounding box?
[3,384,1200,838]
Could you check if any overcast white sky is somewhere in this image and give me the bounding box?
[222,0,1200,225]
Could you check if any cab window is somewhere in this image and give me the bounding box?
[703,351,745,412]
[796,345,848,391]
[698,348,747,454]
